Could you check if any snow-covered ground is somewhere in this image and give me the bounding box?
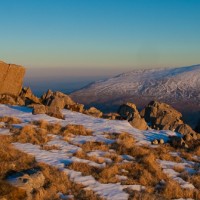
[0,104,198,199]
[0,104,180,145]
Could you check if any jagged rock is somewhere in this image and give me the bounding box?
[84,107,103,118]
[118,102,148,130]
[0,61,25,96]
[32,104,46,115]
[141,101,197,138]
[41,90,74,109]
[20,87,40,105]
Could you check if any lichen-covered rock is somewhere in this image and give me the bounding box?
[0,61,25,96]
[118,102,148,130]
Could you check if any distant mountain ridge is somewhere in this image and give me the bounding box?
[70,65,200,118]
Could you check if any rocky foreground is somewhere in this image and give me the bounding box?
[0,61,200,199]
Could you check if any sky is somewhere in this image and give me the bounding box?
[0,0,200,70]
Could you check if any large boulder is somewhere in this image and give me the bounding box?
[0,61,25,96]
[118,102,148,130]
[141,101,197,140]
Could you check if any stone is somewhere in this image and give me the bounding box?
[176,124,196,136]
[152,139,159,145]
[41,90,75,109]
[159,139,165,144]
[46,106,64,119]
[118,102,148,130]
[20,87,40,105]
[140,101,182,129]
[140,101,196,137]
[129,117,148,130]
[32,104,46,115]
[84,107,103,118]
[0,61,25,96]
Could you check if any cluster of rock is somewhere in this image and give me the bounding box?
[0,61,104,120]
[118,101,199,148]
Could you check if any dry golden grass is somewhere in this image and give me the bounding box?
[81,141,109,152]
[62,124,92,136]
[161,179,199,199]
[68,162,100,179]
[0,135,35,200]
[98,165,119,183]
[0,135,102,200]
[0,116,21,124]
[73,149,104,164]
[0,135,35,179]
[116,132,135,149]
[12,125,50,145]
[32,120,62,134]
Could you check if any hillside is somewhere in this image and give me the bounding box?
[0,104,200,199]
[70,65,200,108]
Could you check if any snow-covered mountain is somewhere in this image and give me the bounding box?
[70,65,200,112]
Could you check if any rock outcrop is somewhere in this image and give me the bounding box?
[140,101,198,144]
[41,90,75,109]
[118,102,148,130]
[0,61,25,96]
[20,87,40,105]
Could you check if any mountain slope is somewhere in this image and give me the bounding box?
[70,65,200,112]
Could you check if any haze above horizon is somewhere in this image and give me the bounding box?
[0,0,200,73]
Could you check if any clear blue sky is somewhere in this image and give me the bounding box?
[0,0,200,70]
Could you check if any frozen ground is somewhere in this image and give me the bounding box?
[0,104,199,199]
